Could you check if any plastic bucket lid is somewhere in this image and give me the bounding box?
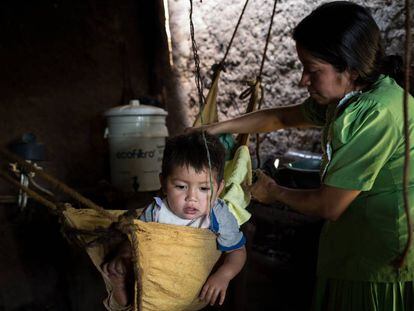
[104,99,167,117]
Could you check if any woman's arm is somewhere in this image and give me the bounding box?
[250,170,360,221]
[194,104,314,135]
[199,246,246,306]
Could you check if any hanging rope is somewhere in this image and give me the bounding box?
[0,169,57,211]
[189,0,215,210]
[395,0,412,269]
[0,148,143,310]
[258,0,278,78]
[220,0,250,68]
[215,0,251,116]
[193,0,250,127]
[255,88,265,167]
[237,0,278,167]
[255,0,278,168]
[189,0,206,113]
[0,147,118,222]
[238,0,278,102]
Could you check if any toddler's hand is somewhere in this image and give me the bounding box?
[102,242,132,289]
[102,257,129,289]
[199,272,230,306]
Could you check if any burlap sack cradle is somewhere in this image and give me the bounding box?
[63,207,221,311]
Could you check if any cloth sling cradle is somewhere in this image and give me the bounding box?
[0,142,252,311]
[0,0,276,308]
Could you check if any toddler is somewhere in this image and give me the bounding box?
[102,131,246,310]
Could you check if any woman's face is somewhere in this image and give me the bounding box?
[296,44,356,105]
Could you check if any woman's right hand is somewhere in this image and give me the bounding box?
[184,126,200,134]
[184,124,213,134]
[248,169,279,204]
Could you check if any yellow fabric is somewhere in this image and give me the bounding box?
[132,220,221,311]
[62,207,221,311]
[221,145,252,226]
[63,207,126,270]
[62,208,132,310]
[193,69,222,126]
[235,79,262,147]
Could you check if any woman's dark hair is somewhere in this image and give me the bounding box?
[161,131,225,183]
[293,1,403,86]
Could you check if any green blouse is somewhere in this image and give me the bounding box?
[301,75,414,282]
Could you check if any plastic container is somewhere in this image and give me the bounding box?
[104,99,168,192]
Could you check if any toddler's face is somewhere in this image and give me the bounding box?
[162,165,224,220]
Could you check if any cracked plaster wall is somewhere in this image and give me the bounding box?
[168,0,410,165]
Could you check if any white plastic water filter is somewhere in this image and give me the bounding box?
[104,99,168,192]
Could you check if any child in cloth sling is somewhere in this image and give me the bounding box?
[102,131,247,310]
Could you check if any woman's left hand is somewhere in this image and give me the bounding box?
[249,169,279,204]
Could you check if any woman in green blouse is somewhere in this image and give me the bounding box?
[193,1,414,310]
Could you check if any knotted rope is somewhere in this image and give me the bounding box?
[0,147,143,310]
[238,0,278,167]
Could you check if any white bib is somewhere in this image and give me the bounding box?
[155,198,210,229]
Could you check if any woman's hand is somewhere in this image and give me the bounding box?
[184,124,212,134]
[184,126,200,134]
[249,169,279,204]
[249,170,361,220]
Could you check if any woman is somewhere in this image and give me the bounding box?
[193,1,414,310]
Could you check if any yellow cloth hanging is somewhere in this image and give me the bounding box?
[63,207,221,311]
[192,66,253,226]
[235,79,262,147]
[193,69,222,126]
[221,145,252,226]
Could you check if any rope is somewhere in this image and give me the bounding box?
[255,0,278,167]
[217,0,250,115]
[0,169,57,211]
[63,225,125,248]
[255,84,265,168]
[395,0,412,269]
[238,0,278,100]
[189,0,216,211]
[238,0,278,106]
[0,147,117,222]
[237,0,278,164]
[129,228,142,311]
[258,0,278,78]
[220,0,250,67]
[1,153,143,308]
[189,0,206,115]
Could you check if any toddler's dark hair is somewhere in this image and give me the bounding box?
[161,131,226,183]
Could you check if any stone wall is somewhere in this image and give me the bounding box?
[168,0,410,164]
